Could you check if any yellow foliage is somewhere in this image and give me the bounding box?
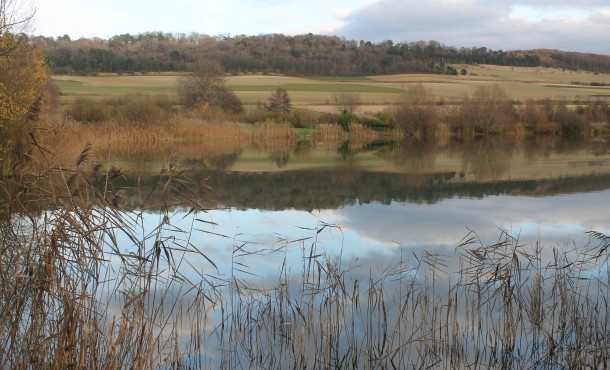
[0,33,49,154]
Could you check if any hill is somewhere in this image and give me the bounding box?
[31,33,539,76]
[29,32,610,76]
[519,49,610,74]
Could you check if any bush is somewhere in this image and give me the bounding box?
[290,108,319,128]
[66,97,110,123]
[110,93,176,125]
[177,60,243,114]
[392,83,437,137]
[337,112,358,131]
[457,84,514,134]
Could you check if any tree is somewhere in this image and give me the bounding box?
[333,90,361,115]
[392,83,437,137]
[0,34,48,157]
[458,83,514,134]
[177,60,242,113]
[266,88,291,121]
[1,1,49,167]
[215,85,244,114]
[0,0,35,57]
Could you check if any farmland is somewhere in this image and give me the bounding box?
[53,64,610,112]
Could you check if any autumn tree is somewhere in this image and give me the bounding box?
[458,83,514,134]
[1,1,49,169]
[392,83,437,137]
[177,60,243,113]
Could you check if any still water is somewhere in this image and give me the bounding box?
[34,135,608,368]
[105,136,610,279]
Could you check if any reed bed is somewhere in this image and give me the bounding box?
[1,144,609,369]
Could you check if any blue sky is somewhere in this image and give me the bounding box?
[33,0,610,54]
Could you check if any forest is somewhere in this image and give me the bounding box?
[30,32,610,76]
[31,32,545,76]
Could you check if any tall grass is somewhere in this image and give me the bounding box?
[1,139,609,368]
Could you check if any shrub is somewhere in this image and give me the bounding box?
[66,97,109,123]
[216,86,244,114]
[177,60,243,114]
[337,111,358,131]
[290,108,319,128]
[110,93,176,125]
[457,84,514,134]
[521,100,552,134]
[392,83,437,137]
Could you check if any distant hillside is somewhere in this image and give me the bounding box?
[516,49,610,74]
[30,32,541,76]
[29,32,610,76]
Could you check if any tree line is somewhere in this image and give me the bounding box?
[30,32,543,76]
[526,48,610,74]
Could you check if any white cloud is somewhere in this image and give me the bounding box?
[31,0,610,54]
[334,0,610,54]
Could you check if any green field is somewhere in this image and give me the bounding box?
[304,76,375,82]
[231,83,400,93]
[54,79,176,99]
[52,65,610,109]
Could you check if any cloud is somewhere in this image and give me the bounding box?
[33,0,610,54]
[334,0,610,54]
[331,190,610,254]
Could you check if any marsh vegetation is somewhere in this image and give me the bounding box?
[1,129,610,368]
[2,12,610,366]
[3,64,610,368]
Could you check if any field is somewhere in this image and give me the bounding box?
[52,64,610,112]
[3,64,610,369]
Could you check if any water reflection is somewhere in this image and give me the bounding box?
[6,136,610,215]
[101,189,610,368]
[458,138,514,180]
[5,134,610,368]
[379,139,437,174]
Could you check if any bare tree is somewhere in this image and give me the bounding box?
[333,90,361,115]
[459,83,514,134]
[393,83,437,137]
[0,0,35,57]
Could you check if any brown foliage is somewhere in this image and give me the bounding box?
[177,60,243,114]
[456,83,515,135]
[392,83,438,137]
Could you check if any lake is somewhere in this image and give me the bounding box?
[106,135,610,261]
[5,135,610,368]
[93,136,610,367]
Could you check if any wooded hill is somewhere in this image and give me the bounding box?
[29,32,610,76]
[518,48,610,75]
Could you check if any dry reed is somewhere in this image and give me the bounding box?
[1,137,609,369]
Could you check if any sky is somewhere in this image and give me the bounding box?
[32,0,610,55]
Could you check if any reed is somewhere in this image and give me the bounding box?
[1,139,609,369]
